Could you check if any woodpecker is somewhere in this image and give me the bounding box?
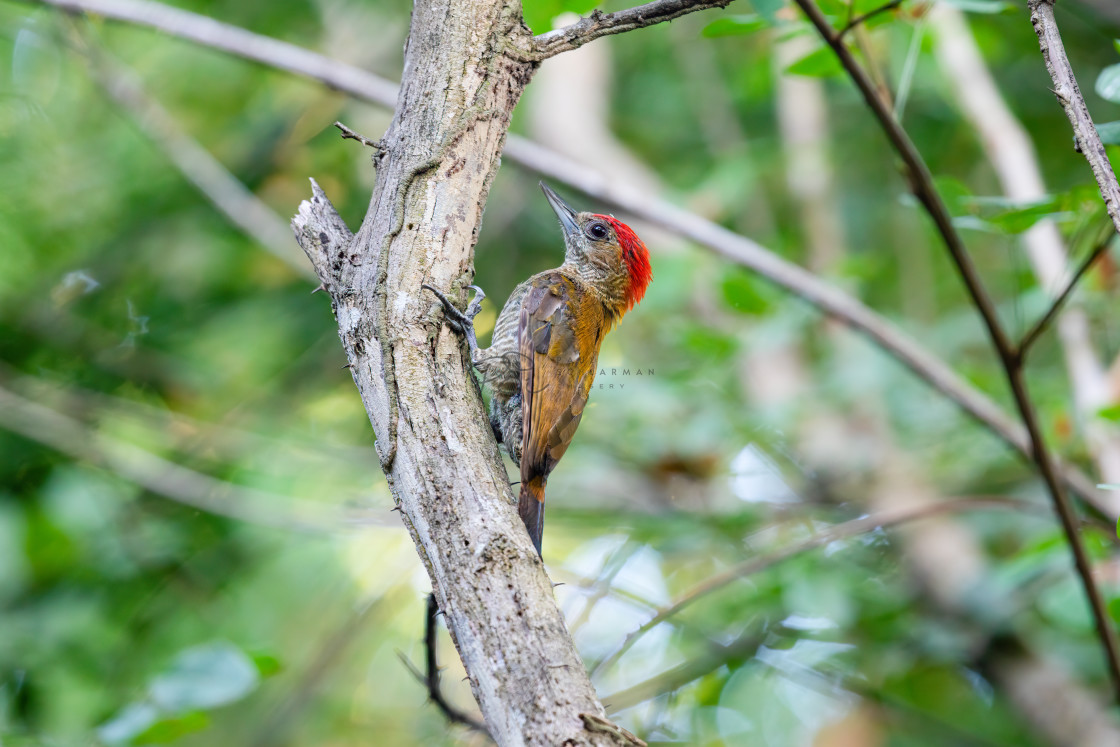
[424,182,652,556]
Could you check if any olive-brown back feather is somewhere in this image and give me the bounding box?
[517,271,604,555]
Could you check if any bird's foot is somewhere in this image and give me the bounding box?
[422,284,485,357]
[422,284,484,330]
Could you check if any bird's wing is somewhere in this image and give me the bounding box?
[519,272,603,484]
[517,273,603,547]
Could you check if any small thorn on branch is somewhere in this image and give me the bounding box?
[334,121,383,150]
[311,283,326,294]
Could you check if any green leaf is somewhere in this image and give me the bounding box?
[1110,597,1120,623]
[132,712,211,744]
[749,0,786,25]
[1096,63,1120,104]
[149,641,260,712]
[1097,121,1120,146]
[721,270,771,315]
[251,652,284,678]
[932,175,974,215]
[702,15,768,37]
[1114,39,1120,57]
[682,327,738,358]
[943,0,1016,13]
[785,47,843,78]
[1097,403,1120,422]
[985,198,1070,234]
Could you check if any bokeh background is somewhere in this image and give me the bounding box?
[4,0,1120,744]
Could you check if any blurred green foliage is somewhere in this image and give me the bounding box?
[3,0,1120,745]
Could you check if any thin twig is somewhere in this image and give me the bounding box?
[1029,0,1120,237]
[419,594,491,735]
[0,362,379,466]
[334,121,382,150]
[591,497,1044,676]
[791,0,1120,702]
[600,631,763,713]
[26,0,1115,516]
[793,0,1014,354]
[531,0,735,60]
[1017,237,1115,358]
[837,0,904,39]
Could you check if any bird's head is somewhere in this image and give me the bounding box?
[541,182,653,314]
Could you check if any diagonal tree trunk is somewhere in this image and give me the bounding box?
[292,0,642,742]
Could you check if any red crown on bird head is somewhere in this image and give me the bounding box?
[594,214,652,312]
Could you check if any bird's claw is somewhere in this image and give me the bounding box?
[463,284,486,321]
[422,283,484,330]
[422,283,486,351]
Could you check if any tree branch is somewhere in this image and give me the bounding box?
[530,0,735,60]
[600,631,763,714]
[37,0,400,105]
[791,0,1120,703]
[591,497,1046,677]
[291,177,354,295]
[0,361,382,487]
[66,25,311,276]
[288,0,635,737]
[27,0,1119,516]
[930,3,1120,490]
[334,120,383,150]
[422,594,491,735]
[0,383,383,532]
[793,0,1015,355]
[1029,0,1120,237]
[1017,236,1115,358]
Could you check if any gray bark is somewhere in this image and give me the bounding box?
[291,0,641,743]
[1030,0,1120,237]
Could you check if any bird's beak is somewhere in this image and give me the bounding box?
[540,182,580,241]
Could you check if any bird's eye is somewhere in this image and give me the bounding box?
[586,222,609,240]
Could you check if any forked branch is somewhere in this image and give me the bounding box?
[789,0,1120,702]
[1017,236,1115,358]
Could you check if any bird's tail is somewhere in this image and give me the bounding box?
[518,476,546,556]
